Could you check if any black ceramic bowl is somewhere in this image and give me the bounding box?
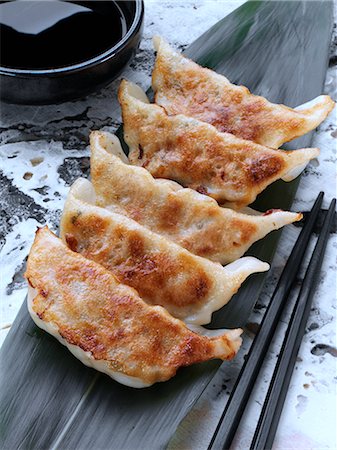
[0,0,144,105]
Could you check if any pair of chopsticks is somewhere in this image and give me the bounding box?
[208,192,336,450]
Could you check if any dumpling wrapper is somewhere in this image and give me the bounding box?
[60,178,269,325]
[152,36,335,148]
[90,130,302,264]
[25,227,242,388]
[119,80,320,208]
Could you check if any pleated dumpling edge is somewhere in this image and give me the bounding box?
[119,79,319,208]
[152,36,334,148]
[90,130,302,264]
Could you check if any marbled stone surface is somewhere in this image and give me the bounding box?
[0,1,336,449]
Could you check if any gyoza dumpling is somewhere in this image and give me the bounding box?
[60,178,269,325]
[90,130,302,264]
[152,36,334,148]
[119,80,319,208]
[25,227,242,387]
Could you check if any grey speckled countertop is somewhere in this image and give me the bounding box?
[1,1,336,449]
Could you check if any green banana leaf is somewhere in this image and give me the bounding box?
[0,1,333,449]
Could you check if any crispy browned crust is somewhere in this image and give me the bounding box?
[59,187,220,316]
[152,38,335,148]
[59,179,271,324]
[25,227,241,384]
[119,81,319,208]
[90,131,301,264]
[62,214,214,310]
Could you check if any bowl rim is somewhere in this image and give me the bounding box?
[0,0,144,76]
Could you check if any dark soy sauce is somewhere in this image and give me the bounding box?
[0,1,128,70]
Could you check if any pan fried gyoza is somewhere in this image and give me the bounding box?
[60,178,269,325]
[90,130,302,264]
[152,36,334,148]
[26,227,242,387]
[119,80,319,208]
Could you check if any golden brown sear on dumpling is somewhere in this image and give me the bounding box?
[119,80,319,209]
[90,130,302,264]
[152,37,334,148]
[60,178,269,325]
[25,227,242,387]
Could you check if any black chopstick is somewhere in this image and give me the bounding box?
[208,192,324,450]
[250,197,336,450]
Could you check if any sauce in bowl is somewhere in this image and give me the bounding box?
[0,0,144,104]
[0,1,128,70]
